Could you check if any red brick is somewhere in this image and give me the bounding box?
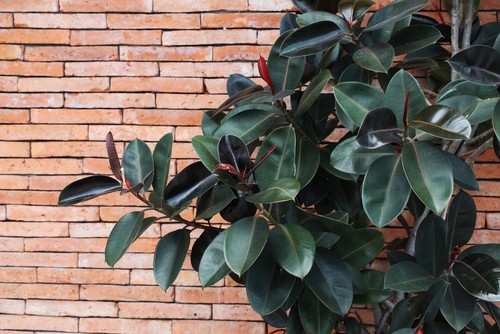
[470,229,500,244]
[0,314,78,332]
[26,300,118,317]
[65,61,158,77]
[0,268,36,283]
[0,93,63,108]
[61,0,153,12]
[474,197,500,212]
[32,141,110,158]
[78,253,153,269]
[0,61,63,77]
[0,29,69,44]
[0,299,25,315]
[163,29,256,46]
[174,127,203,142]
[156,93,226,109]
[153,0,248,12]
[37,267,129,284]
[0,175,29,189]
[214,45,271,61]
[0,13,12,27]
[14,13,107,29]
[29,175,82,190]
[18,77,109,92]
[258,30,280,44]
[487,213,500,229]
[118,302,211,319]
[31,109,122,124]
[202,13,282,28]
[7,205,99,222]
[111,77,203,93]
[80,284,173,302]
[0,238,25,252]
[204,78,227,94]
[107,13,200,29]
[123,109,203,126]
[25,237,108,253]
[480,0,500,9]
[83,157,117,174]
[120,46,212,61]
[0,45,23,60]
[248,0,295,11]
[0,158,82,175]
[160,62,253,77]
[0,124,87,140]
[172,320,265,334]
[70,222,160,238]
[0,190,58,205]
[25,46,118,61]
[1,222,68,237]
[175,287,248,304]
[474,163,500,179]
[0,142,30,157]
[79,318,172,334]
[89,124,175,141]
[0,0,58,12]
[0,252,77,267]
[0,76,17,91]
[172,142,197,159]
[65,93,155,108]
[71,30,162,46]
[0,110,30,123]
[0,283,79,300]
[213,304,262,321]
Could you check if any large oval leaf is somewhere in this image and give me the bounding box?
[353,43,394,73]
[105,211,144,267]
[354,269,394,305]
[364,0,427,32]
[384,261,434,292]
[153,229,190,291]
[298,287,337,334]
[357,108,403,149]
[410,105,472,140]
[304,248,353,315]
[338,0,374,23]
[268,30,305,91]
[246,178,300,204]
[195,185,236,220]
[198,229,231,287]
[224,217,269,276]
[296,10,349,32]
[296,69,333,118]
[58,175,121,206]
[333,82,385,126]
[268,224,316,279]
[401,141,453,214]
[217,134,251,175]
[214,109,277,144]
[362,155,411,228]
[415,215,447,277]
[389,25,442,55]
[443,151,478,191]
[152,133,173,200]
[332,228,385,269]
[453,253,500,302]
[446,190,476,251]
[440,277,475,332]
[448,45,500,86]
[295,139,320,187]
[191,228,220,272]
[122,139,154,193]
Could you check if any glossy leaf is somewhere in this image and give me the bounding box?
[354,269,394,304]
[105,132,121,180]
[192,136,237,187]
[58,175,121,206]
[362,155,411,228]
[357,107,403,149]
[153,229,190,291]
[338,0,374,22]
[216,85,265,115]
[280,20,346,57]
[226,73,256,97]
[353,43,394,73]
[296,10,349,32]
[468,97,500,125]
[215,109,277,144]
[332,228,385,269]
[198,229,231,287]
[446,190,476,251]
[410,105,472,140]
[268,30,305,91]
[494,100,500,141]
[448,45,500,86]
[333,82,385,126]
[224,217,269,276]
[401,141,453,214]
[152,133,173,200]
[440,277,475,331]
[389,25,442,55]
[460,244,500,263]
[389,298,422,333]
[384,261,434,292]
[453,253,500,302]
[195,185,236,220]
[364,0,427,32]
[191,228,220,272]
[295,138,320,187]
[122,139,154,193]
[298,287,337,334]
[304,248,353,315]
[163,161,219,208]
[443,151,478,191]
[415,215,447,277]
[246,178,300,204]
[296,69,332,118]
[217,134,251,175]
[105,211,144,267]
[268,224,316,279]
[421,278,449,322]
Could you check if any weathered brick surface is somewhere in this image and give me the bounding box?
[0,0,497,333]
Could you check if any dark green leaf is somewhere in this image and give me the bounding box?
[295,139,320,188]
[296,10,349,32]
[410,105,472,140]
[198,229,231,287]
[217,85,265,114]
[191,228,220,272]
[152,133,173,200]
[440,276,475,331]
[246,178,300,204]
[353,43,394,73]
[333,228,384,269]
[364,0,427,32]
[268,30,305,91]
[105,131,121,180]
[460,244,500,263]
[215,109,277,144]
[453,253,500,302]
[296,69,332,118]
[354,269,394,304]
[421,278,449,323]
[195,185,236,220]
[415,215,447,277]
[443,151,478,191]
[384,261,434,292]
[468,96,499,125]
[398,57,439,70]
[357,108,403,148]
[286,305,304,334]
[269,224,316,279]
[338,0,374,22]
[105,211,144,267]
[122,139,154,193]
[389,297,422,333]
[153,229,190,291]
[58,175,121,206]
[226,73,256,97]
[446,190,476,251]
[389,25,442,55]
[217,134,251,175]
[493,100,500,141]
[333,82,385,126]
[298,287,337,334]
[448,45,500,86]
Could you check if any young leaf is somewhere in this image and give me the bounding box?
[58,175,121,206]
[217,134,251,175]
[295,69,332,118]
[122,139,154,193]
[152,133,173,200]
[448,45,500,86]
[443,151,479,191]
[105,211,145,267]
[353,43,394,73]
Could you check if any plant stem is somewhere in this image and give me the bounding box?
[466,137,494,167]
[462,0,474,49]
[450,0,463,81]
[256,203,279,225]
[405,207,430,256]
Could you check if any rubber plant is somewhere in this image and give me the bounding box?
[59,0,500,332]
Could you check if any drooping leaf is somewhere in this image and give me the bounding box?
[401,141,453,214]
[152,133,173,200]
[333,82,385,126]
[105,211,144,267]
[453,253,500,302]
[58,175,122,206]
[195,185,236,220]
[298,287,337,334]
[364,0,428,32]
[295,138,320,187]
[353,43,394,73]
[448,45,500,86]
[384,261,434,292]
[220,192,256,223]
[280,20,347,57]
[415,215,447,277]
[105,132,121,180]
[357,107,403,149]
[389,297,422,333]
[362,155,411,228]
[122,139,154,193]
[163,161,219,208]
[332,228,385,269]
[389,25,442,55]
[153,229,190,291]
[268,30,305,91]
[296,69,332,118]
[224,216,269,276]
[440,276,475,332]
[191,228,220,272]
[268,224,316,279]
[354,269,394,304]
[198,229,231,287]
[443,151,479,191]
[446,190,476,251]
[410,105,472,140]
[304,248,353,315]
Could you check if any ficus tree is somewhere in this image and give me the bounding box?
[59,0,500,333]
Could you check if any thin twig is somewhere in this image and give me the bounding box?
[466,128,494,145]
[466,137,494,167]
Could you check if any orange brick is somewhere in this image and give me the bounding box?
[80,318,172,334]
[0,299,25,315]
[163,29,256,46]
[213,45,271,61]
[0,93,63,108]
[32,141,109,157]
[0,314,78,332]
[471,181,500,197]
[258,30,281,44]
[129,269,156,285]
[83,157,116,174]
[120,46,212,61]
[65,93,155,108]
[0,13,12,27]
[0,29,69,44]
[29,175,82,190]
[172,320,265,334]
[0,142,30,157]
[6,205,99,222]
[156,93,226,109]
[18,77,109,92]
[14,13,107,28]
[0,252,77,267]
[480,0,500,9]
[26,300,118,317]
[70,222,160,238]
[0,45,23,60]
[107,13,200,29]
[486,213,500,229]
[0,76,17,91]
[160,62,253,77]
[175,287,248,304]
[60,0,153,12]
[123,109,203,125]
[0,124,87,140]
[25,237,107,253]
[174,127,203,142]
[470,229,500,244]
[0,175,29,189]
[0,109,29,123]
[78,252,153,269]
[201,13,282,28]
[0,0,58,12]
[31,109,122,124]
[474,197,500,212]
[204,78,226,94]
[248,0,295,11]
[153,0,248,12]
[118,302,211,319]
[0,190,57,205]
[0,283,79,300]
[1,222,68,237]
[80,284,173,302]
[111,77,203,93]
[213,304,262,321]
[0,267,36,283]
[71,30,162,46]
[171,142,197,159]
[65,61,158,76]
[37,267,129,284]
[25,46,118,61]
[0,61,63,76]
[89,124,175,141]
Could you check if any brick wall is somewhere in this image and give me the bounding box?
[0,0,498,333]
